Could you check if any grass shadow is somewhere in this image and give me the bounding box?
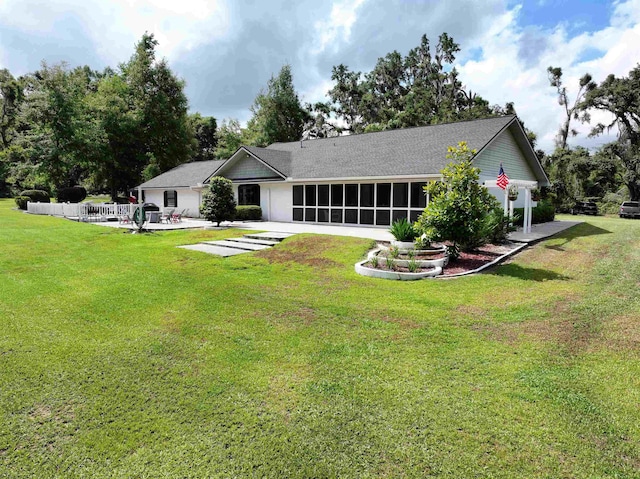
[486,263,571,282]
[543,223,612,251]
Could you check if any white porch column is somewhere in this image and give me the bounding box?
[523,188,530,234]
[526,188,533,233]
[503,188,509,216]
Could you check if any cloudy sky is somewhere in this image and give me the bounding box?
[1,0,638,152]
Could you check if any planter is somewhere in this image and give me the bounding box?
[368,248,448,268]
[390,240,415,251]
[355,259,442,280]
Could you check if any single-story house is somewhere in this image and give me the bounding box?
[138,114,548,229]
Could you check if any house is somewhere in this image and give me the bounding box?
[138,115,548,229]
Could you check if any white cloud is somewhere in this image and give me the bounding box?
[457,0,640,153]
[312,0,367,55]
[0,0,231,64]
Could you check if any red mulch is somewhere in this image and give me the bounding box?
[442,243,518,275]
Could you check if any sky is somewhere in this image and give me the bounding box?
[0,0,638,153]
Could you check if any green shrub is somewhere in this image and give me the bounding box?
[56,186,87,203]
[513,200,556,226]
[14,196,30,210]
[481,208,516,244]
[416,142,499,260]
[389,218,416,241]
[200,177,236,226]
[234,205,262,221]
[19,189,50,203]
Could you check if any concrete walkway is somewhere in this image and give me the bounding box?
[508,220,582,243]
[237,221,394,241]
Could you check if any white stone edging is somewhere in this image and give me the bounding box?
[355,259,442,280]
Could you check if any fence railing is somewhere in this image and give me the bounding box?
[27,202,136,218]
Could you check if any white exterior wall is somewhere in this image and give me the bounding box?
[263,183,292,222]
[142,188,203,217]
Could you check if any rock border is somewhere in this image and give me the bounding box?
[355,259,442,280]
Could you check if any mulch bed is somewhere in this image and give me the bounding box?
[373,241,523,276]
[441,242,521,276]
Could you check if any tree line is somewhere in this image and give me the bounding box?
[0,33,215,200]
[2,30,638,207]
[544,64,640,209]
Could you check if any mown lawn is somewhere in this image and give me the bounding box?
[1,199,639,478]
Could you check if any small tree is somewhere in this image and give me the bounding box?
[416,141,499,260]
[200,177,236,226]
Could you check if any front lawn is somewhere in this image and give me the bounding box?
[1,200,639,478]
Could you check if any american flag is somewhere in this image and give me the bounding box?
[496,164,509,190]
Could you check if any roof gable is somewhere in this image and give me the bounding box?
[211,147,289,181]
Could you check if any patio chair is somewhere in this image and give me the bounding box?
[160,209,174,224]
[171,209,186,223]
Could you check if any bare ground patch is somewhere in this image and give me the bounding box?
[255,236,342,269]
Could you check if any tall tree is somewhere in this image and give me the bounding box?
[580,65,640,200]
[246,65,309,146]
[327,33,495,134]
[123,33,194,175]
[214,119,244,160]
[190,113,218,161]
[547,66,596,150]
[0,69,23,149]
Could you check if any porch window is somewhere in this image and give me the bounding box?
[238,184,260,206]
[164,190,177,208]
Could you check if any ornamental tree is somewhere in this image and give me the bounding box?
[200,177,236,226]
[416,141,499,259]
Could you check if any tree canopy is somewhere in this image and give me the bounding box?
[325,33,500,134]
[0,33,211,200]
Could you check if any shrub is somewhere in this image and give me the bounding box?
[389,218,416,241]
[56,186,87,203]
[234,205,262,221]
[200,177,236,226]
[513,200,556,226]
[482,208,515,244]
[14,196,30,210]
[416,142,499,260]
[19,189,50,203]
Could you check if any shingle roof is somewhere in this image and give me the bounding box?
[139,159,227,188]
[265,115,516,179]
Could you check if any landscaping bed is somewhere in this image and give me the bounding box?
[358,241,525,279]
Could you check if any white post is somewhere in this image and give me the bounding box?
[503,188,509,216]
[526,188,533,233]
[523,188,530,234]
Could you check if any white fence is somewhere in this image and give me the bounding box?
[27,202,136,218]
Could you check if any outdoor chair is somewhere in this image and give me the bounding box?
[160,209,174,224]
[171,209,186,223]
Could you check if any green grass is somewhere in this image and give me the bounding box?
[1,200,639,478]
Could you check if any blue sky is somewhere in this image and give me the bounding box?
[0,0,638,152]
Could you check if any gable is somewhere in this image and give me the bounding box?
[220,151,283,181]
[473,127,537,182]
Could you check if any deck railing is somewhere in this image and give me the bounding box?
[27,202,136,219]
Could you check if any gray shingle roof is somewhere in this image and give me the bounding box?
[139,159,227,188]
[266,115,516,179]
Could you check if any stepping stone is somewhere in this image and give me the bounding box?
[202,240,270,251]
[225,237,279,246]
[178,244,248,257]
[244,232,294,242]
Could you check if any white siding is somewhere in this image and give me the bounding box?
[143,188,203,217]
[474,128,536,183]
[225,152,282,180]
